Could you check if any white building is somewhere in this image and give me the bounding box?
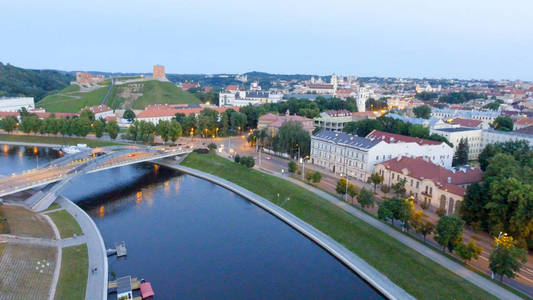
[85,105,114,120]
[431,108,500,128]
[482,129,533,147]
[430,127,483,160]
[218,91,283,107]
[314,110,354,132]
[310,130,454,182]
[0,97,35,112]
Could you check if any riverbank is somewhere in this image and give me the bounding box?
[0,133,122,148]
[176,152,502,299]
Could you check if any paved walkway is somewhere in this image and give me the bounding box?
[263,169,523,300]
[156,160,414,300]
[56,196,107,300]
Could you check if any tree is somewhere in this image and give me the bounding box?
[168,120,182,142]
[452,138,469,166]
[174,113,186,123]
[413,105,432,119]
[368,173,384,193]
[79,109,95,122]
[391,178,407,197]
[0,116,18,133]
[272,121,310,157]
[407,124,430,139]
[106,121,119,139]
[311,171,322,183]
[123,109,136,123]
[357,188,375,210]
[416,221,435,243]
[489,235,527,282]
[492,116,513,131]
[347,183,358,203]
[435,216,465,252]
[156,120,171,143]
[93,120,105,138]
[288,161,298,173]
[43,116,59,135]
[456,241,483,264]
[378,198,394,223]
[336,178,347,197]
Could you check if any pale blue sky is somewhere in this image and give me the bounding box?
[2,0,532,80]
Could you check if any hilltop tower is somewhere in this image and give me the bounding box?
[153,65,167,81]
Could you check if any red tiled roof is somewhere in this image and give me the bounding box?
[378,156,482,196]
[449,118,483,128]
[0,112,19,118]
[226,85,239,92]
[258,113,279,121]
[516,118,533,125]
[137,104,239,119]
[308,84,334,89]
[366,130,442,146]
[83,105,112,114]
[0,111,78,119]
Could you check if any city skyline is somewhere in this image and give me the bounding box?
[2,0,533,81]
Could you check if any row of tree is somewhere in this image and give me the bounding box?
[0,113,119,139]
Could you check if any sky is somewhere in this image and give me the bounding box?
[1,0,533,80]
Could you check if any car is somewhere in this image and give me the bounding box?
[128,153,136,157]
[265,156,271,160]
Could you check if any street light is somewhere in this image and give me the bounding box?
[491,232,507,280]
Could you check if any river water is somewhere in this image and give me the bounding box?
[0,145,382,299]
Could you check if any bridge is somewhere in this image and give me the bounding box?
[0,145,192,211]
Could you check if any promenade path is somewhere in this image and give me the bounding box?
[263,169,523,300]
[156,160,414,300]
[55,196,107,300]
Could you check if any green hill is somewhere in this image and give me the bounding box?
[38,84,110,112]
[0,62,73,100]
[108,80,200,109]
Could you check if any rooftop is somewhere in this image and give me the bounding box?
[366,130,443,146]
[435,127,481,133]
[313,130,380,149]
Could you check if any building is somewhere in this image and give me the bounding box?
[310,130,454,182]
[136,104,238,125]
[430,127,483,160]
[218,90,283,107]
[375,156,482,215]
[0,97,35,112]
[366,130,454,168]
[448,118,483,129]
[83,105,114,120]
[314,110,376,132]
[386,113,445,129]
[431,108,500,128]
[482,128,533,147]
[75,72,104,85]
[258,110,314,136]
[514,118,533,130]
[153,65,167,80]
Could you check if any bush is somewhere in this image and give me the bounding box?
[238,156,255,168]
[288,161,298,173]
[297,170,302,175]
[208,143,217,150]
[311,171,322,183]
[234,154,240,163]
[436,207,446,217]
[193,148,209,154]
[380,185,390,194]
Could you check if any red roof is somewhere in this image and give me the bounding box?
[0,112,19,118]
[84,105,112,114]
[379,156,482,196]
[516,118,533,126]
[449,118,483,128]
[140,282,154,298]
[515,125,533,135]
[0,111,78,119]
[366,130,442,146]
[137,104,239,119]
[226,85,239,92]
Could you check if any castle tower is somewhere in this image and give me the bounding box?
[153,65,167,81]
[331,74,338,91]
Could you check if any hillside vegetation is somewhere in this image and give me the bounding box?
[0,62,73,100]
[38,84,110,112]
[108,80,200,109]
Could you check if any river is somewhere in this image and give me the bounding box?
[0,144,382,299]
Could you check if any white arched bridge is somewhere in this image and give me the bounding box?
[0,145,192,211]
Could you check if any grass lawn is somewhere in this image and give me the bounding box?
[0,205,55,238]
[44,203,62,212]
[182,152,496,299]
[132,80,200,109]
[54,244,88,300]
[38,85,110,112]
[0,134,122,147]
[47,210,82,239]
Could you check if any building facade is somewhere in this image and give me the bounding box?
[375,156,482,215]
[430,127,483,160]
[310,130,454,182]
[218,90,283,107]
[0,97,35,112]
